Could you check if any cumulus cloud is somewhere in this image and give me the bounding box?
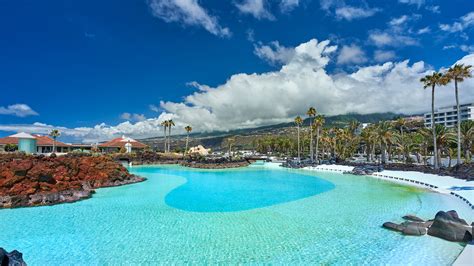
[373,50,396,62]
[253,41,295,65]
[439,11,474,33]
[0,104,38,117]
[3,39,474,142]
[120,113,147,122]
[157,39,474,133]
[336,45,367,64]
[235,0,275,20]
[335,6,380,21]
[148,0,230,37]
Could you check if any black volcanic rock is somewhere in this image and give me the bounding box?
[0,248,27,266]
[384,211,473,243]
[427,210,473,242]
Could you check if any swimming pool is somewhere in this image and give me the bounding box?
[1,164,472,264]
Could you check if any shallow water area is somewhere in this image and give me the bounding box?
[1,163,472,265]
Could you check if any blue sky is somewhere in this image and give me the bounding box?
[1,0,473,142]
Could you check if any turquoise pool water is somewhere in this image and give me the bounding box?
[1,164,473,265]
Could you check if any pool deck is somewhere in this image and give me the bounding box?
[303,164,474,266]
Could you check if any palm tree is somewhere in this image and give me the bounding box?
[184,125,192,156]
[225,137,236,160]
[460,120,474,162]
[420,72,446,169]
[434,124,455,167]
[294,116,303,162]
[160,120,168,152]
[49,129,61,153]
[306,107,317,161]
[375,121,392,164]
[444,64,472,165]
[167,119,175,152]
[394,118,407,136]
[313,115,325,163]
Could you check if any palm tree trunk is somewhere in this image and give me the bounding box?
[315,128,320,163]
[455,80,462,165]
[297,126,301,162]
[53,139,56,153]
[309,120,313,162]
[168,127,171,152]
[184,134,189,157]
[163,126,167,152]
[381,143,386,164]
[431,85,439,169]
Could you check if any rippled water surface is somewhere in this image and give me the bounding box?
[1,164,472,265]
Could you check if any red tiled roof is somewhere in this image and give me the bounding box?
[0,135,70,147]
[98,137,147,149]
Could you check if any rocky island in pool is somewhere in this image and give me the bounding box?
[0,154,145,208]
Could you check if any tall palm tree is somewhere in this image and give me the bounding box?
[294,116,303,162]
[49,129,61,153]
[460,120,474,162]
[313,115,325,163]
[225,137,236,160]
[375,121,393,164]
[167,119,175,152]
[420,72,445,169]
[160,120,168,152]
[306,107,317,161]
[184,125,192,156]
[444,64,472,165]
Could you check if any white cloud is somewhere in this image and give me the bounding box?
[444,44,474,53]
[3,40,474,143]
[156,39,474,133]
[120,113,146,122]
[320,0,338,11]
[336,45,367,64]
[398,0,425,7]
[369,31,418,47]
[280,0,299,12]
[439,11,474,33]
[254,41,295,65]
[148,0,230,37]
[149,104,161,112]
[389,15,409,27]
[426,5,440,14]
[417,26,430,34]
[0,104,38,117]
[460,45,474,53]
[235,0,275,20]
[373,50,396,62]
[335,6,380,21]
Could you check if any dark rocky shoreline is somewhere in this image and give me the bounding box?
[340,162,473,180]
[0,154,145,208]
[112,151,252,169]
[383,210,473,242]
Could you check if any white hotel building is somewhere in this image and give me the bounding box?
[424,103,474,128]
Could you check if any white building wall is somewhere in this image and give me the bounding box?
[424,103,474,128]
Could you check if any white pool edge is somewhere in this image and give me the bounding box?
[300,164,473,266]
